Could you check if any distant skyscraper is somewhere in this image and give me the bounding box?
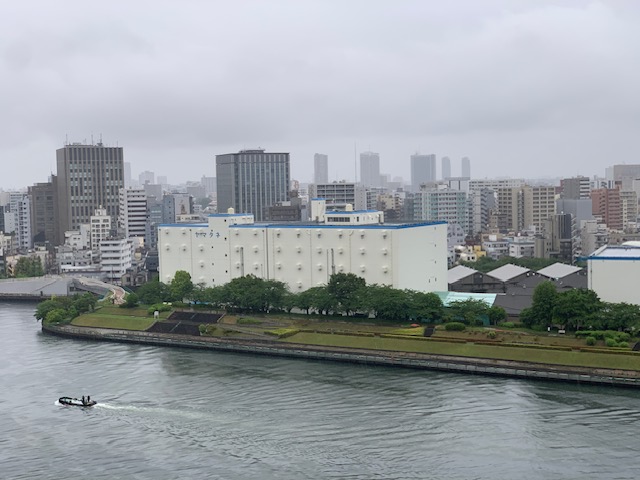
[360,151,381,187]
[216,149,290,221]
[314,153,329,184]
[157,176,168,186]
[124,162,132,188]
[441,156,451,180]
[55,142,124,245]
[410,154,436,192]
[139,170,155,185]
[461,157,471,178]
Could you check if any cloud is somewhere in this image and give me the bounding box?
[1,1,639,188]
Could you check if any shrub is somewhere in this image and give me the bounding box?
[585,336,597,346]
[618,341,630,349]
[147,303,172,316]
[498,322,516,328]
[605,338,618,348]
[486,331,497,339]
[444,322,466,331]
[237,318,262,325]
[265,328,299,339]
[198,324,206,335]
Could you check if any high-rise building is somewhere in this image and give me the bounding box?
[414,185,469,234]
[124,162,132,188]
[314,153,329,184]
[3,192,32,252]
[606,164,640,190]
[591,188,622,230]
[560,176,591,200]
[29,180,57,246]
[496,185,555,232]
[441,156,451,180]
[119,187,148,242]
[216,149,290,222]
[360,151,381,188]
[90,207,112,251]
[308,182,368,212]
[410,154,436,192]
[138,170,155,185]
[55,142,124,245]
[461,157,471,178]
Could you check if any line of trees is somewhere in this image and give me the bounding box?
[520,281,640,331]
[135,271,507,325]
[34,293,98,325]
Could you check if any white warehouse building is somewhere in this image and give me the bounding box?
[587,243,640,305]
[158,202,447,293]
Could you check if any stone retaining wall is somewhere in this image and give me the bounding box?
[42,323,640,389]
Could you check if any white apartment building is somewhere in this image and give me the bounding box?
[158,204,447,293]
[119,187,148,242]
[90,207,112,251]
[308,182,368,212]
[3,192,32,251]
[100,238,134,283]
[469,179,525,193]
[64,225,90,250]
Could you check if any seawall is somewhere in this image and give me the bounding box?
[42,323,640,388]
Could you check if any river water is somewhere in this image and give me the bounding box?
[1,302,639,479]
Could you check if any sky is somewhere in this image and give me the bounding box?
[1,0,640,189]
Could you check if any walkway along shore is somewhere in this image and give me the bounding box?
[42,323,640,389]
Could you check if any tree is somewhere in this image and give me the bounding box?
[35,299,66,322]
[14,256,44,278]
[595,302,640,331]
[363,285,411,320]
[487,305,507,325]
[293,289,315,315]
[307,286,337,315]
[411,291,445,323]
[552,289,601,330]
[521,281,558,328]
[327,273,366,316]
[136,280,170,305]
[170,271,194,302]
[120,293,140,308]
[44,308,67,325]
[447,299,490,325]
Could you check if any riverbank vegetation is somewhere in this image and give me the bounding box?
[35,271,640,371]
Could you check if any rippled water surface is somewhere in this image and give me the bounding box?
[2,302,640,479]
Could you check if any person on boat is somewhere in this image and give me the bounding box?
[82,396,86,405]
[87,396,91,404]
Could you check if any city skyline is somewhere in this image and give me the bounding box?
[2,1,640,189]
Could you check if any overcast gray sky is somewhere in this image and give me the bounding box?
[2,0,639,189]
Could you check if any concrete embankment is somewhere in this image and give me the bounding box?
[42,323,640,388]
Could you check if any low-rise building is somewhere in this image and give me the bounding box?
[158,205,447,293]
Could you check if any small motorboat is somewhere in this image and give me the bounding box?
[58,396,97,407]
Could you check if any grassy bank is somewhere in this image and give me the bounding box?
[283,332,640,370]
[67,307,640,372]
[71,306,156,331]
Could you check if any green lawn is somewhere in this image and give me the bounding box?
[71,313,156,331]
[283,332,640,371]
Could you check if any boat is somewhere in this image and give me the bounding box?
[58,396,97,407]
